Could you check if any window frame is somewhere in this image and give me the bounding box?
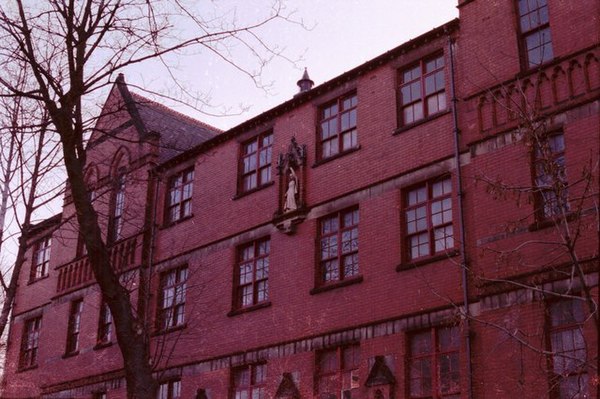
[317,92,358,160]
[546,299,589,399]
[30,235,51,281]
[532,132,568,220]
[238,131,273,194]
[19,316,42,370]
[96,301,113,346]
[403,177,454,262]
[516,0,554,69]
[157,266,188,331]
[107,172,126,244]
[407,326,461,399]
[65,299,83,355]
[234,238,270,310]
[231,363,267,399]
[315,344,361,397]
[165,167,194,225]
[158,379,181,399]
[317,207,360,286]
[399,53,446,126]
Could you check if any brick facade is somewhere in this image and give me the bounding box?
[2,1,599,398]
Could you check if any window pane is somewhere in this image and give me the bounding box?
[410,81,422,101]
[401,85,413,104]
[440,353,460,394]
[343,253,359,277]
[260,167,271,185]
[425,74,436,95]
[244,141,257,155]
[411,232,430,259]
[322,260,339,281]
[342,129,357,150]
[434,225,454,252]
[243,174,257,191]
[559,374,589,399]
[410,359,432,396]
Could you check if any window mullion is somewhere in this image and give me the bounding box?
[427,183,435,256]
[252,243,258,303]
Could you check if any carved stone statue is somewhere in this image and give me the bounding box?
[283,167,298,212]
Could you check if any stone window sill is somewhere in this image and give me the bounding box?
[397,249,459,271]
[233,181,275,200]
[227,301,272,317]
[393,110,450,135]
[152,323,187,337]
[310,275,363,295]
[93,341,113,351]
[161,214,194,230]
[312,146,361,168]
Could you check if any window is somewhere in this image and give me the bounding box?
[108,173,125,244]
[158,380,181,399]
[316,345,360,397]
[158,267,188,330]
[65,299,83,355]
[92,392,107,399]
[408,326,460,399]
[31,236,51,280]
[166,168,194,224]
[97,301,112,345]
[405,178,454,261]
[240,132,273,192]
[534,133,568,218]
[548,300,589,398]
[19,316,41,369]
[235,238,270,308]
[232,364,266,399]
[400,55,446,125]
[76,232,86,257]
[319,93,358,159]
[319,208,359,284]
[518,0,553,68]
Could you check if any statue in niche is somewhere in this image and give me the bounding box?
[284,167,298,212]
[274,137,307,233]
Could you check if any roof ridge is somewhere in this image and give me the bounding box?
[130,92,223,133]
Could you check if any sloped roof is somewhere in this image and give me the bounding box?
[128,92,221,163]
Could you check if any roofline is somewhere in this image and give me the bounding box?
[129,92,223,134]
[26,213,63,236]
[156,18,459,172]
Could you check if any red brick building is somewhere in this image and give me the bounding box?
[3,0,599,398]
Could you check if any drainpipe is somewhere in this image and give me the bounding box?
[448,33,474,399]
[145,170,160,332]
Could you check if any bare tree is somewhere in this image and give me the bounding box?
[469,74,599,397]
[0,68,63,341]
[0,1,297,397]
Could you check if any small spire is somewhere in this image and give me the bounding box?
[296,68,314,94]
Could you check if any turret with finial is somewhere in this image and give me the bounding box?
[296,68,314,95]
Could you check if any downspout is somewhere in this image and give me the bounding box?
[448,32,474,399]
[144,169,160,336]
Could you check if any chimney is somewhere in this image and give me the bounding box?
[296,68,314,95]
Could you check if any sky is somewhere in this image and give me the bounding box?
[122,0,459,131]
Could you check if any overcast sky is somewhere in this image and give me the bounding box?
[122,1,459,130]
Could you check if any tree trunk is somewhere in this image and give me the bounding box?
[61,138,155,398]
